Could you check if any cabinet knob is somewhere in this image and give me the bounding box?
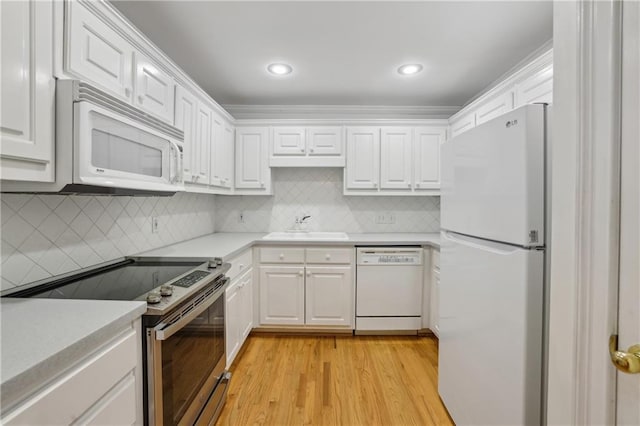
[306,271,311,277]
[239,264,244,270]
[138,95,145,103]
[373,183,378,188]
[408,183,411,188]
[125,87,132,97]
[416,183,421,188]
[279,254,285,259]
[261,182,265,188]
[325,254,331,260]
[300,148,305,152]
[310,148,314,153]
[298,270,304,276]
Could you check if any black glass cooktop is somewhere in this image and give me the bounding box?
[11,260,205,301]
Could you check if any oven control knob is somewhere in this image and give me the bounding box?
[160,285,174,297]
[147,291,162,304]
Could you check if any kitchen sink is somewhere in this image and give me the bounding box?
[263,231,349,241]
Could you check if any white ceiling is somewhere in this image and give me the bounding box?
[112,1,553,109]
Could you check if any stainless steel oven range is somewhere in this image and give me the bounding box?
[5,256,232,426]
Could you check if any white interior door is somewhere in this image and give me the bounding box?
[617,1,640,422]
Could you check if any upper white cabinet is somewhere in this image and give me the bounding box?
[380,127,413,190]
[345,127,380,190]
[174,85,197,183]
[134,52,175,123]
[450,112,476,139]
[308,127,343,156]
[514,65,553,107]
[210,115,234,190]
[448,49,552,139]
[0,0,55,182]
[193,104,212,185]
[272,127,306,155]
[66,0,134,101]
[269,126,344,167]
[235,127,271,193]
[414,127,446,191]
[475,91,514,125]
[345,126,446,195]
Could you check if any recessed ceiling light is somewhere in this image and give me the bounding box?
[267,63,293,75]
[398,64,423,75]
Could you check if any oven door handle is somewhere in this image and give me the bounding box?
[154,277,230,341]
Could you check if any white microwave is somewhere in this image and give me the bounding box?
[3,80,184,195]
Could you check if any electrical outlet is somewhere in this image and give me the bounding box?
[375,213,386,224]
[151,217,159,233]
[388,213,396,224]
[376,212,395,224]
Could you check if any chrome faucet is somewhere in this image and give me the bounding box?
[294,215,312,229]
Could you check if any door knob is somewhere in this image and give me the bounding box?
[609,335,640,374]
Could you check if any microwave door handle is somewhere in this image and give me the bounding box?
[154,278,229,341]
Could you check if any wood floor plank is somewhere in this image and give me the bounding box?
[216,334,454,426]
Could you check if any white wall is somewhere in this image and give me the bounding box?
[216,168,440,233]
[0,192,216,291]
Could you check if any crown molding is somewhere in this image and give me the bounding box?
[222,104,460,120]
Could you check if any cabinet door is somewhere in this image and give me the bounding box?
[515,66,553,107]
[134,52,175,123]
[450,112,476,139]
[174,85,197,183]
[0,0,55,182]
[272,127,306,156]
[345,127,379,190]
[430,250,440,337]
[240,270,254,340]
[305,266,353,327]
[235,127,270,190]
[210,113,225,187]
[307,127,343,156]
[220,124,235,188]
[475,91,514,125]
[67,0,134,101]
[193,104,211,185]
[225,281,241,367]
[380,127,413,190]
[414,127,446,190]
[259,266,305,325]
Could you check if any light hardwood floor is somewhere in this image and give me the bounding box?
[215,334,454,426]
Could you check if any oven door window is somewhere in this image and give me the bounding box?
[160,296,224,424]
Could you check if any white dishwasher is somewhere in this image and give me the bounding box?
[356,247,423,333]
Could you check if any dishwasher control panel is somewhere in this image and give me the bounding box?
[356,247,423,265]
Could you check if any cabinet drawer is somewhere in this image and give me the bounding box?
[227,249,253,280]
[260,247,305,264]
[305,248,353,264]
[3,329,137,425]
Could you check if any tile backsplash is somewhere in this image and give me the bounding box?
[1,169,440,291]
[1,192,216,291]
[216,168,440,233]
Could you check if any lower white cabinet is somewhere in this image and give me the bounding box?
[258,247,354,328]
[226,267,254,367]
[259,266,305,325]
[2,320,142,425]
[225,249,254,368]
[305,266,352,326]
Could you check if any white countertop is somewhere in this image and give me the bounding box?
[1,298,146,411]
[138,232,440,261]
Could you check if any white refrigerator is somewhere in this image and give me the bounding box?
[439,104,547,425]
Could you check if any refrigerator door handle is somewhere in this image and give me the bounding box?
[442,230,523,255]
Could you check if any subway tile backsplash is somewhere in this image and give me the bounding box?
[215,168,440,233]
[1,168,440,291]
[1,192,216,291]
